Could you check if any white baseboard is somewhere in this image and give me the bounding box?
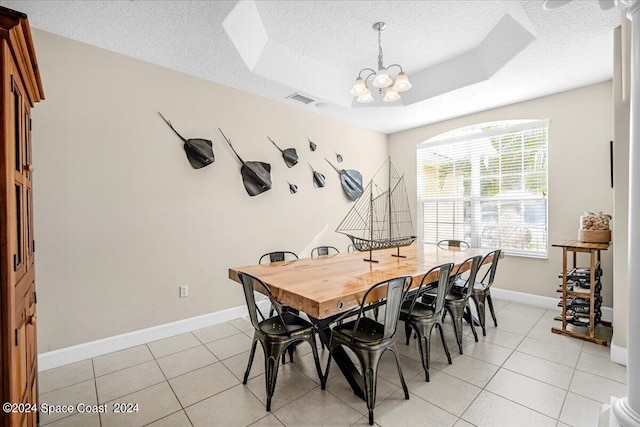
[610,342,628,366]
[38,304,248,371]
[491,287,613,323]
[39,288,617,371]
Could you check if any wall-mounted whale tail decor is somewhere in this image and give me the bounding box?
[325,158,363,201]
[267,136,298,168]
[219,128,272,197]
[308,138,317,152]
[309,163,326,188]
[157,112,214,169]
[288,182,298,194]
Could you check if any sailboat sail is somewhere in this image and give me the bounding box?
[336,158,416,252]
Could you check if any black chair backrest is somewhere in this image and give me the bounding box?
[237,271,289,334]
[311,246,340,257]
[406,263,454,316]
[437,239,470,251]
[478,249,501,290]
[350,276,412,343]
[452,255,483,300]
[259,251,299,265]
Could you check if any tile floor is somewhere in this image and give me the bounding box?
[38,300,626,427]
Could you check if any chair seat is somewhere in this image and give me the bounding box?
[422,292,464,304]
[259,312,313,336]
[332,317,386,345]
[400,300,436,320]
[451,279,486,292]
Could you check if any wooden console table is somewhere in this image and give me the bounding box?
[551,240,610,345]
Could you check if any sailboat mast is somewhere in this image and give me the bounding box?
[388,158,392,240]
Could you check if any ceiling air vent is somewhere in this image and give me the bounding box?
[286,93,315,105]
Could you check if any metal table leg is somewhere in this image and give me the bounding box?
[309,314,365,400]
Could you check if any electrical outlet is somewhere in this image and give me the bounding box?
[179,285,189,298]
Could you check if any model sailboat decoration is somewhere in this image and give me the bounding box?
[336,157,416,263]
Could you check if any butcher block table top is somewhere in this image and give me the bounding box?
[228,243,497,319]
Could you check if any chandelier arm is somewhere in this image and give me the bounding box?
[358,68,377,80]
[386,64,403,75]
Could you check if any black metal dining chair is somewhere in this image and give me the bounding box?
[311,246,340,257]
[321,276,412,426]
[259,251,299,264]
[451,249,501,336]
[400,262,454,382]
[437,239,470,251]
[441,255,482,354]
[258,251,300,363]
[237,272,324,412]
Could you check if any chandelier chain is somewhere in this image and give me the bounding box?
[377,26,384,70]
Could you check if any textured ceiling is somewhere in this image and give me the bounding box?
[0,0,621,134]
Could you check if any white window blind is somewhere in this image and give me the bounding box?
[417,120,549,258]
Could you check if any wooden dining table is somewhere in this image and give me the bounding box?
[228,243,496,399]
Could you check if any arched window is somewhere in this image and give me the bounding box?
[417,119,548,258]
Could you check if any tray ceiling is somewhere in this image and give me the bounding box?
[0,0,622,133]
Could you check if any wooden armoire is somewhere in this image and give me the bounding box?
[0,6,44,427]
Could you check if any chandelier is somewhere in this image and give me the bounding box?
[350,22,412,104]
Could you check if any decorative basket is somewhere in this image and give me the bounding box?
[578,229,611,243]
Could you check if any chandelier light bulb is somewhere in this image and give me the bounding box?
[383,88,400,102]
[372,68,392,88]
[394,72,412,92]
[357,90,375,103]
[350,77,367,96]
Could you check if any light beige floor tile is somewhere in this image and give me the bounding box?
[325,371,398,416]
[101,382,181,427]
[96,360,164,403]
[230,317,254,333]
[291,346,331,385]
[503,351,575,389]
[39,380,97,425]
[559,392,602,427]
[147,333,201,358]
[478,327,525,350]
[185,384,266,427]
[462,391,556,427]
[377,351,424,386]
[460,336,513,366]
[246,363,318,411]
[222,346,266,382]
[433,353,499,388]
[577,352,627,384]
[499,302,546,319]
[582,341,611,358]
[517,336,582,367]
[489,298,510,312]
[408,369,481,416]
[453,419,475,427]
[156,345,217,379]
[249,414,285,426]
[193,322,242,343]
[46,412,100,427]
[493,311,539,336]
[206,333,253,360]
[145,410,191,427]
[39,359,94,394]
[485,369,566,419]
[374,389,457,427]
[93,345,154,377]
[274,388,362,427]
[169,362,239,407]
[569,370,627,404]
